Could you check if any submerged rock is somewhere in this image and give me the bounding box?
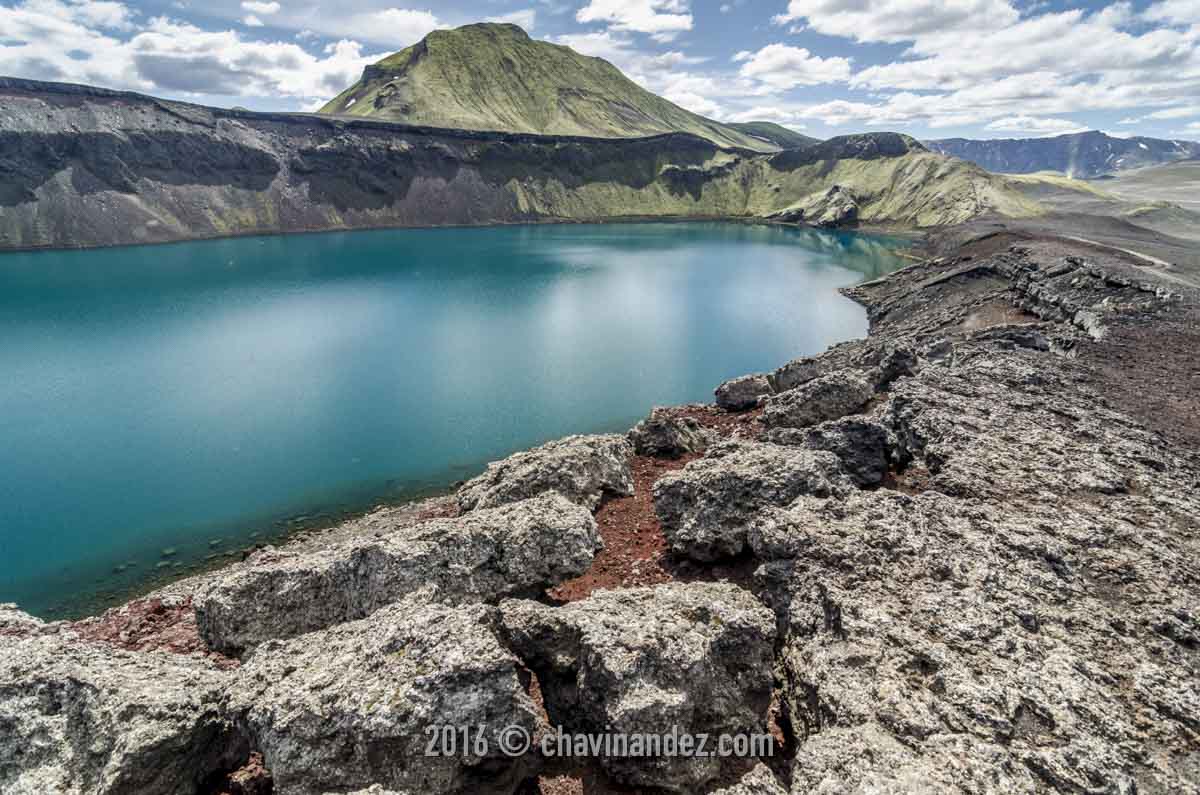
[227,597,540,795]
[761,371,873,430]
[715,373,773,411]
[456,434,633,511]
[0,629,243,795]
[194,493,599,655]
[653,440,850,561]
[627,407,715,458]
[499,583,775,792]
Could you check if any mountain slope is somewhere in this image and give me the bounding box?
[727,122,819,149]
[319,23,771,151]
[926,130,1200,178]
[0,79,1043,250]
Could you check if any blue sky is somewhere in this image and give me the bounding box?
[1,0,1198,141]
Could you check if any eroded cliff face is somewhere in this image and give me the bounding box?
[0,78,1041,250]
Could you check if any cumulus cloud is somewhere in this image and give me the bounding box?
[576,0,692,39]
[0,0,388,103]
[243,14,264,26]
[241,1,281,14]
[486,9,537,31]
[983,115,1090,136]
[734,43,851,89]
[773,0,1019,43]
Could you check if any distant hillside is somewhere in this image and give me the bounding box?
[0,79,1043,250]
[926,131,1200,178]
[727,122,819,149]
[320,23,770,151]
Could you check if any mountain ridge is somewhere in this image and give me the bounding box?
[925,130,1200,178]
[318,23,775,151]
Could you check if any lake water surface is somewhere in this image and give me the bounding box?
[0,223,904,617]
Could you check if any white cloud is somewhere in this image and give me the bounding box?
[241,1,281,14]
[664,90,719,117]
[243,14,263,26]
[773,0,1019,43]
[1121,106,1199,124]
[340,8,440,47]
[1145,0,1200,26]
[576,0,693,38]
[735,44,851,90]
[983,115,1090,136]
[486,9,537,31]
[0,0,388,103]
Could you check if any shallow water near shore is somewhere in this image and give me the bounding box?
[0,222,904,617]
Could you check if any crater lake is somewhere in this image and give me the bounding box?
[0,222,905,616]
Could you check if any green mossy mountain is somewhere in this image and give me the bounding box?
[728,122,819,149]
[319,23,773,151]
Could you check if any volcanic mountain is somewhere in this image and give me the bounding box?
[319,23,777,151]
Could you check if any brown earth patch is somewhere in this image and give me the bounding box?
[70,596,237,669]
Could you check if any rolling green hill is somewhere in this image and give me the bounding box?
[319,23,772,151]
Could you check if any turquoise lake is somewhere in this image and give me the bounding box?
[0,222,904,617]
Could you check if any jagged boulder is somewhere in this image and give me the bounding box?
[769,356,825,393]
[761,371,873,430]
[715,374,773,411]
[628,407,715,458]
[653,440,850,561]
[763,417,892,488]
[0,626,243,795]
[227,597,540,795]
[457,434,633,511]
[870,344,919,389]
[499,583,775,792]
[194,494,599,655]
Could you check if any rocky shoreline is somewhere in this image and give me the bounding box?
[2,228,1198,794]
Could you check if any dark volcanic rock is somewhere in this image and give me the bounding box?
[628,407,716,458]
[715,373,774,411]
[456,434,634,511]
[761,371,874,430]
[653,440,851,561]
[194,493,599,655]
[227,596,540,795]
[764,417,892,488]
[499,582,775,791]
[0,620,244,795]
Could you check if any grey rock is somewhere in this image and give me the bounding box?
[0,632,243,795]
[653,441,850,562]
[0,603,55,636]
[769,356,825,393]
[803,185,860,228]
[499,583,775,792]
[715,374,774,411]
[628,407,715,458]
[713,763,786,794]
[870,343,919,389]
[228,596,540,795]
[761,371,874,430]
[194,493,599,655]
[764,417,891,488]
[457,434,633,511]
